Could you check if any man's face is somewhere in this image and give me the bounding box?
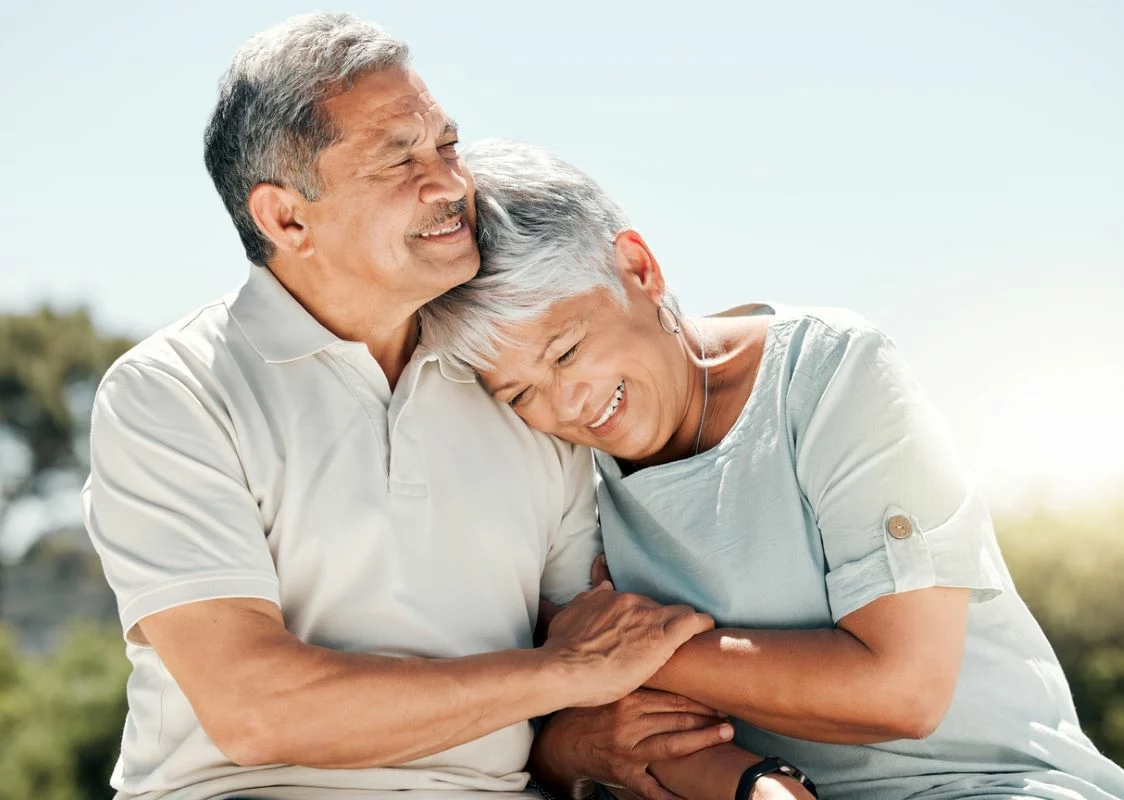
[305,68,478,306]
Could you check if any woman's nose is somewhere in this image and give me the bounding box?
[551,380,591,425]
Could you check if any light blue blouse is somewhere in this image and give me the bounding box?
[596,305,1124,800]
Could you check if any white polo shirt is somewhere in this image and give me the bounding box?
[82,266,600,800]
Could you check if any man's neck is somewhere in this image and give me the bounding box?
[267,258,421,390]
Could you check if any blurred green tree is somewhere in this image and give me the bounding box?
[0,623,130,800]
[997,503,1124,766]
[0,308,133,608]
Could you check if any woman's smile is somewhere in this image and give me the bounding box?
[586,379,627,437]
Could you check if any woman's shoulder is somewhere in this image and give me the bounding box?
[733,304,902,415]
[775,303,882,339]
[711,301,882,334]
[713,302,891,363]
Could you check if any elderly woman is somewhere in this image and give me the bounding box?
[420,140,1124,800]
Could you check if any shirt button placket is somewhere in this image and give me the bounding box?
[386,355,430,497]
[329,343,392,479]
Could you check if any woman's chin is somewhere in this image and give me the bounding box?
[594,432,666,462]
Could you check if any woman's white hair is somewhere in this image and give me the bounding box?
[420,139,630,372]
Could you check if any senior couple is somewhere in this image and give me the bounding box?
[83,12,1124,800]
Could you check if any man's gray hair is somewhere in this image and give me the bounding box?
[421,139,630,372]
[204,13,410,266]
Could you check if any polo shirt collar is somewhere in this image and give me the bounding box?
[228,267,479,384]
[228,266,340,364]
[434,352,476,384]
[407,342,475,384]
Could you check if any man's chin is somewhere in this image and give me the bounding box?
[445,250,481,289]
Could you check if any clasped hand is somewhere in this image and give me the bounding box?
[535,688,734,800]
[542,574,713,707]
[536,557,731,800]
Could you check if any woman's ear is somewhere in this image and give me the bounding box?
[247,183,316,259]
[613,229,666,305]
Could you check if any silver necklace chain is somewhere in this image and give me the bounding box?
[690,319,710,456]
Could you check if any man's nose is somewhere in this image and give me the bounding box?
[552,380,592,425]
[419,155,468,206]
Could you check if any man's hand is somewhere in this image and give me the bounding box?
[531,689,734,800]
[542,584,715,707]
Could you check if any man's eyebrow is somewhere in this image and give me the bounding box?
[375,119,459,154]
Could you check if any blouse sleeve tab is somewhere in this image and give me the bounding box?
[883,505,938,593]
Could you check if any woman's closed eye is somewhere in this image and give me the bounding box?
[557,343,580,365]
[508,341,581,406]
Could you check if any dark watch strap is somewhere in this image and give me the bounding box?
[734,756,818,800]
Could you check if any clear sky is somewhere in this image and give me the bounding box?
[2,1,1122,515]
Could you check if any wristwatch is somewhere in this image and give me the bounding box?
[735,756,817,800]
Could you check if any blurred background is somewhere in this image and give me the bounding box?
[1,1,1121,796]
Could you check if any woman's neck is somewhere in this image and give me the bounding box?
[620,313,772,474]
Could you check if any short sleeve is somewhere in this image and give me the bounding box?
[82,360,280,641]
[794,326,1003,623]
[539,442,602,606]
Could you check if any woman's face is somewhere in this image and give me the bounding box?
[478,234,695,461]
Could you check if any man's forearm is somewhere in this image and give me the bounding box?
[146,589,715,771]
[222,636,579,768]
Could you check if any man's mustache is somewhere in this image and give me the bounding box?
[412,199,468,237]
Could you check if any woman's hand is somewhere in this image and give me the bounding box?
[592,553,614,587]
[531,688,733,800]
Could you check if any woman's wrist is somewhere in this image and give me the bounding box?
[735,759,816,800]
[528,710,605,799]
[648,743,757,800]
[748,774,811,799]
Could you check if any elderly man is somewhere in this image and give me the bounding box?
[82,13,727,800]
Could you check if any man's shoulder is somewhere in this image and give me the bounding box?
[96,295,252,404]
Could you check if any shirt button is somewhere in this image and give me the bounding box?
[886,515,914,539]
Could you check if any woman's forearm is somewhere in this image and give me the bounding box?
[645,627,940,743]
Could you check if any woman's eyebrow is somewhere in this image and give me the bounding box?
[537,323,581,363]
[488,323,581,397]
[489,380,519,398]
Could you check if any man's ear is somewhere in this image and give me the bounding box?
[247,183,315,258]
[613,229,665,304]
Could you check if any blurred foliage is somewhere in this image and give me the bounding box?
[0,624,129,800]
[0,309,133,799]
[0,306,132,480]
[996,502,1124,765]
